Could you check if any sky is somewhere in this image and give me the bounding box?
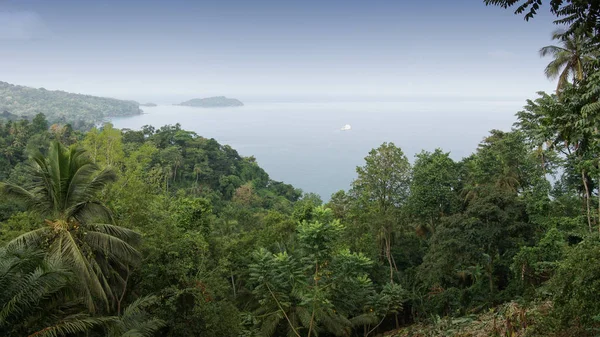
[0,0,561,102]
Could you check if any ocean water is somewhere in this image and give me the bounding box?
[109,100,524,200]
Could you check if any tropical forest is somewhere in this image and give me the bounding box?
[1,1,600,336]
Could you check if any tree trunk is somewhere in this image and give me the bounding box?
[582,169,592,233]
[231,272,236,298]
[487,249,494,296]
[385,233,394,284]
[307,262,319,337]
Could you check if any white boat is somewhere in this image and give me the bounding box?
[341,124,352,131]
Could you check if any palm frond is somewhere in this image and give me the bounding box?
[90,224,141,245]
[550,29,567,41]
[55,232,108,311]
[557,66,571,92]
[119,317,166,337]
[0,182,40,208]
[0,264,69,325]
[88,257,115,307]
[539,45,569,58]
[30,151,60,215]
[64,163,99,210]
[7,228,52,251]
[107,295,165,337]
[28,314,116,337]
[82,231,141,266]
[69,201,114,225]
[121,295,159,320]
[544,57,569,80]
[84,167,117,197]
[349,313,379,326]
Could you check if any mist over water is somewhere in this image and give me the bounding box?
[109,100,524,200]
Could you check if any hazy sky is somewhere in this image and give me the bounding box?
[0,0,560,102]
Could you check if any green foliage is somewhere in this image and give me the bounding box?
[247,219,394,337]
[2,4,600,337]
[0,115,52,182]
[484,0,600,39]
[297,218,344,260]
[107,296,165,337]
[353,142,411,211]
[0,81,141,129]
[0,247,113,336]
[416,131,540,316]
[0,52,599,337]
[512,227,567,292]
[1,141,141,312]
[545,239,600,335]
[351,142,412,283]
[539,28,597,92]
[408,149,460,234]
[419,185,531,315]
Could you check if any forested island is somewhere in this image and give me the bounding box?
[1,1,600,337]
[0,81,141,129]
[177,96,244,107]
[140,102,158,107]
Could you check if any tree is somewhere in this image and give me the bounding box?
[465,130,539,195]
[483,0,600,39]
[31,113,49,133]
[540,29,597,92]
[419,185,531,315]
[547,239,600,335]
[352,142,411,282]
[0,247,114,336]
[515,91,599,231]
[83,123,125,167]
[0,141,141,312]
[248,217,378,337]
[107,296,165,337]
[407,149,459,235]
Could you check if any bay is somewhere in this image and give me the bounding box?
[109,100,523,200]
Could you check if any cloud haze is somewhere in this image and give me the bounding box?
[0,0,560,101]
[0,11,47,40]
[487,50,517,59]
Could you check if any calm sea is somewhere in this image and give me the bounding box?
[109,100,524,200]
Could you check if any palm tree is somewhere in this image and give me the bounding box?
[0,247,115,336]
[107,296,165,337]
[539,29,596,93]
[0,141,141,312]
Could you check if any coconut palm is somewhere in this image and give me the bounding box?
[0,247,115,336]
[539,29,596,93]
[0,141,141,312]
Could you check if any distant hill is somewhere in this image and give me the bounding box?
[0,81,141,129]
[0,110,20,123]
[177,96,244,107]
[140,102,157,107]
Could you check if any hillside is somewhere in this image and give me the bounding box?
[177,96,244,107]
[0,81,141,128]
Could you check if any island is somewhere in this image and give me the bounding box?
[176,96,244,108]
[140,102,157,107]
